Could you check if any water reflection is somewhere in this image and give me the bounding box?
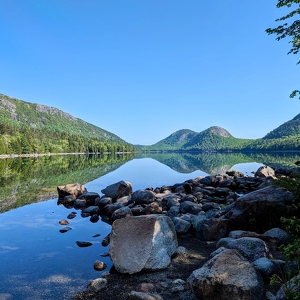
[0,154,134,213]
[137,151,300,174]
[1,151,300,213]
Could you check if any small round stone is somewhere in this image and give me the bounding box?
[59,219,69,225]
[93,260,107,271]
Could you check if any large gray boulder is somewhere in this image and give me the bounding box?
[109,215,178,274]
[101,180,132,202]
[187,248,264,300]
[225,186,294,230]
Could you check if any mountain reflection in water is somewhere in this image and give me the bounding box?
[1,151,300,213]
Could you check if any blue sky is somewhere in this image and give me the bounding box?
[0,0,299,145]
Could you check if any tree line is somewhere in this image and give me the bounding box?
[0,122,135,155]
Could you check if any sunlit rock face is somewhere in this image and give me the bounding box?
[109,215,178,274]
[57,183,87,198]
[187,248,264,300]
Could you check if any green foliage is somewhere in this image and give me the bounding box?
[273,175,300,208]
[266,0,300,99]
[0,122,135,155]
[0,94,125,142]
[272,174,300,299]
[263,114,300,139]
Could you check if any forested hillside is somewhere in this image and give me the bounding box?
[141,126,253,152]
[140,115,300,152]
[263,113,300,140]
[0,94,134,154]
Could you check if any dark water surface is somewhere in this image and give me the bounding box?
[0,152,299,299]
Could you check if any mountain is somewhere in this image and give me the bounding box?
[0,93,124,143]
[263,113,300,140]
[142,126,253,151]
[143,129,198,151]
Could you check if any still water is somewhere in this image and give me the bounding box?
[0,152,299,299]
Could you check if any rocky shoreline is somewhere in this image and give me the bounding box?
[56,165,299,300]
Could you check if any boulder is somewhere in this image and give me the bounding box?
[255,165,275,178]
[103,202,124,217]
[82,206,100,215]
[161,194,181,209]
[73,199,87,209]
[143,202,162,215]
[205,208,225,219]
[77,192,100,205]
[96,196,112,209]
[116,195,132,206]
[172,217,191,234]
[276,275,300,300]
[226,170,245,177]
[109,215,178,274]
[87,278,107,292]
[224,186,294,230]
[60,195,76,205]
[201,202,221,212]
[128,291,163,300]
[111,206,133,222]
[228,230,278,243]
[57,183,87,198]
[252,257,277,281]
[131,205,145,216]
[132,190,156,204]
[216,237,271,262]
[101,180,132,202]
[179,201,202,215]
[181,194,197,203]
[263,228,290,245]
[187,249,264,300]
[196,218,231,241]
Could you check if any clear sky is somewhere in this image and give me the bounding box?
[0,0,299,145]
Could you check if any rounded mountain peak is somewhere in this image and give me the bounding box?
[206,126,232,138]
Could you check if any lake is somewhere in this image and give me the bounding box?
[0,152,299,299]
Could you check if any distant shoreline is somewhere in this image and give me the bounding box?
[0,152,132,159]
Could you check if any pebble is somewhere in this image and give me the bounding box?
[76,241,92,247]
[59,219,69,225]
[59,226,72,233]
[87,278,107,292]
[93,260,107,271]
[92,233,101,238]
[67,212,76,219]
